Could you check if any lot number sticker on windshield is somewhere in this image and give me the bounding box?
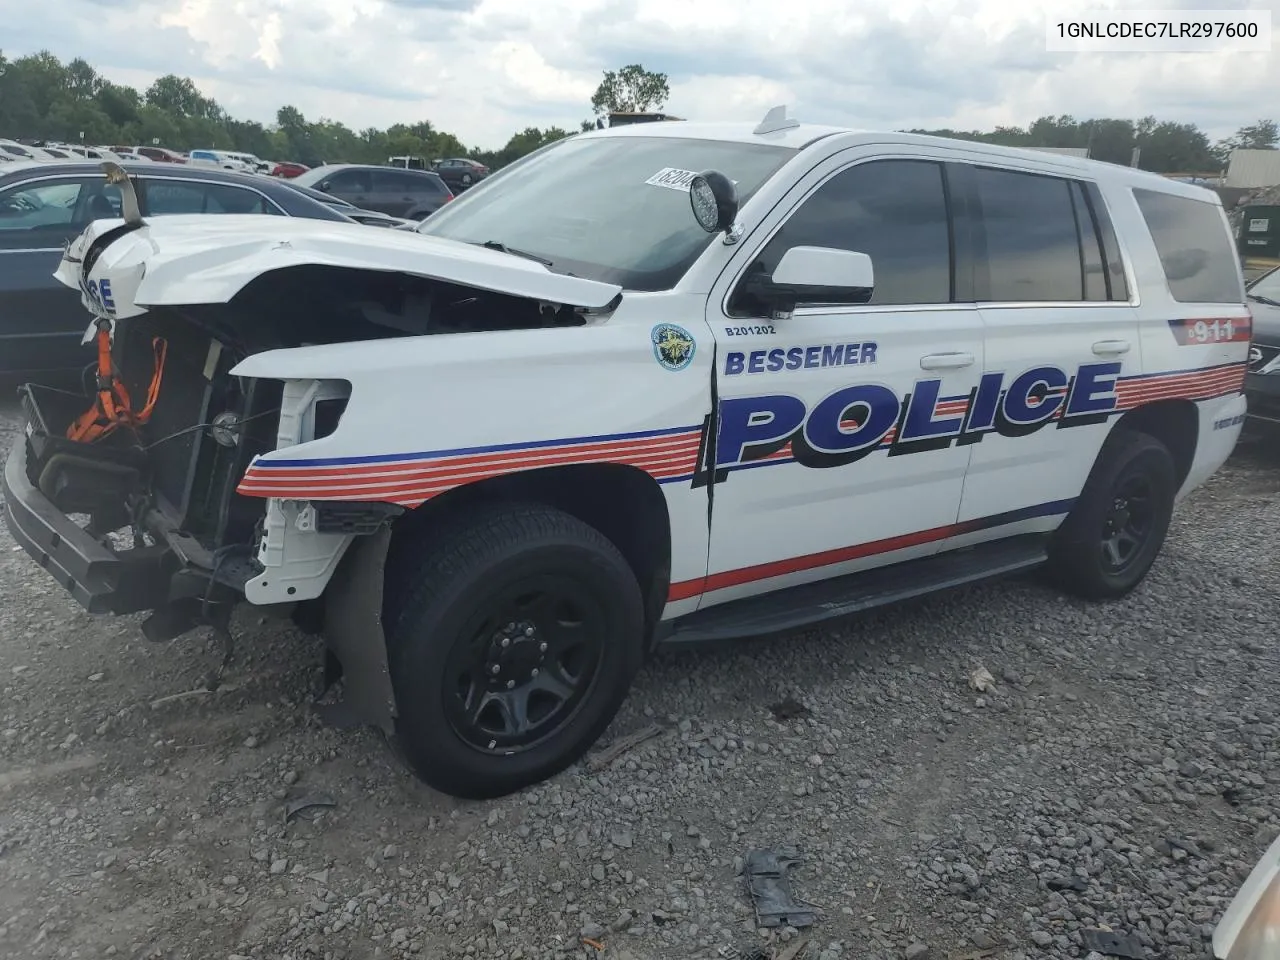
[645,168,700,191]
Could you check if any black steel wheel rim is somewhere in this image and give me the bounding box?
[442,573,606,754]
[1100,472,1154,573]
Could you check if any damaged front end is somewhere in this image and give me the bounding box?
[4,165,622,732]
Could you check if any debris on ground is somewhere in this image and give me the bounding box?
[775,938,810,960]
[283,793,338,823]
[967,666,996,693]
[1044,875,1087,892]
[743,848,817,929]
[585,722,665,771]
[1081,927,1145,958]
[769,698,811,721]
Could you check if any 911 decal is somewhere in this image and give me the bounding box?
[692,361,1120,486]
[1168,317,1250,345]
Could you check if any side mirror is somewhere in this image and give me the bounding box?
[319,181,332,192]
[748,246,875,318]
[689,170,738,234]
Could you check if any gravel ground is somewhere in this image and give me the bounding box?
[1,395,1278,960]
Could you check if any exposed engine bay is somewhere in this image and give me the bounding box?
[17,268,592,638]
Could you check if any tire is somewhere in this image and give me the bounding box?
[1046,428,1177,600]
[384,501,645,799]
[461,173,473,185]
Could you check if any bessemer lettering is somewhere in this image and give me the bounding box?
[711,361,1121,472]
[724,342,878,376]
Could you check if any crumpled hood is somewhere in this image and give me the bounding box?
[55,214,624,319]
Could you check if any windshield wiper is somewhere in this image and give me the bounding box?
[1248,293,1280,308]
[472,240,553,267]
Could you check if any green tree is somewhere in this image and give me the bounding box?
[590,64,670,116]
[1213,119,1279,165]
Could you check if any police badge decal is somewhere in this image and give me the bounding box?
[651,323,696,372]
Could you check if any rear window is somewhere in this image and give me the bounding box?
[1132,188,1241,303]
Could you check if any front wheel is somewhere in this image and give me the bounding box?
[384,502,645,799]
[1045,428,1177,600]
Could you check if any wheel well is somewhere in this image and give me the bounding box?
[1113,400,1198,487]
[389,464,673,639]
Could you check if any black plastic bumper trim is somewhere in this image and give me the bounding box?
[3,437,172,614]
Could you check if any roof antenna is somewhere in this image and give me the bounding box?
[754,105,800,136]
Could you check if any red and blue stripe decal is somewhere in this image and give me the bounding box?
[236,362,1245,508]
[666,498,1076,601]
[236,424,704,508]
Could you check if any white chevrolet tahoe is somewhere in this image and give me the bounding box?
[3,108,1250,799]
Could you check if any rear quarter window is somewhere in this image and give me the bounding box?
[1132,188,1242,303]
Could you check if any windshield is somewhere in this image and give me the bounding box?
[1251,266,1280,303]
[415,135,796,291]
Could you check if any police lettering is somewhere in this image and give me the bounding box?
[724,342,878,376]
[713,361,1123,471]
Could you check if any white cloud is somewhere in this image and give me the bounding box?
[0,0,1275,148]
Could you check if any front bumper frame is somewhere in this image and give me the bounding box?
[5,435,190,614]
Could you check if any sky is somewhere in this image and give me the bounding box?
[0,0,1276,150]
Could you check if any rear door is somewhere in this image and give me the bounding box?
[950,161,1141,537]
[0,173,122,373]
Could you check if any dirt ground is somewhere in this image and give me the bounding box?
[1,396,1278,960]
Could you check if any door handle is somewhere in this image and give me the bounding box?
[1092,339,1131,356]
[919,352,975,370]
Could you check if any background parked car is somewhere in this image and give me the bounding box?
[0,161,356,377]
[1244,264,1280,426]
[65,145,125,162]
[291,163,453,220]
[270,161,309,178]
[279,180,417,228]
[0,140,57,162]
[134,146,187,163]
[431,157,490,191]
[189,149,251,172]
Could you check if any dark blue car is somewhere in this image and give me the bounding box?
[0,161,355,376]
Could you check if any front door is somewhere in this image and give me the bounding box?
[695,154,985,610]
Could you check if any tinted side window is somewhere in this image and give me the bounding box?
[328,170,372,194]
[203,184,275,215]
[0,178,121,247]
[144,181,276,216]
[972,167,1084,302]
[1132,188,1241,303]
[417,174,447,195]
[373,170,433,194]
[1069,182,1107,301]
[144,181,207,215]
[732,159,952,312]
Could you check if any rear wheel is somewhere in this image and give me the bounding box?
[1046,428,1177,600]
[385,502,645,799]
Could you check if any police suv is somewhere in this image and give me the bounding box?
[3,108,1249,799]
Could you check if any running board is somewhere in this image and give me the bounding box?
[657,535,1050,647]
